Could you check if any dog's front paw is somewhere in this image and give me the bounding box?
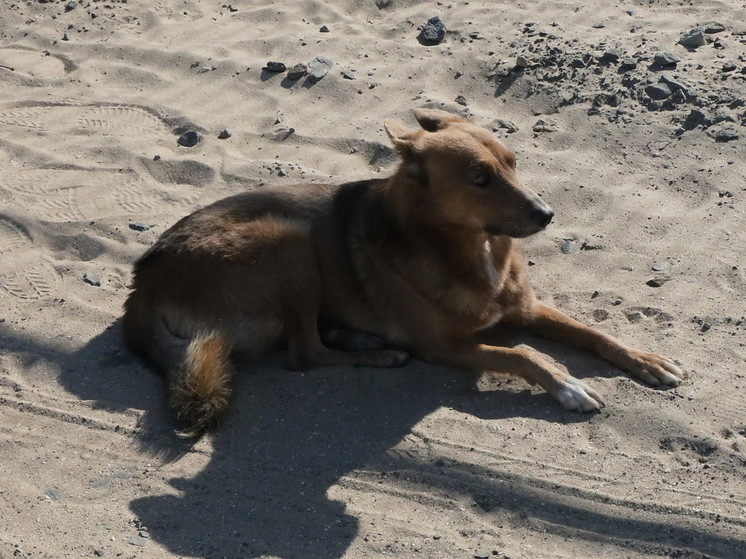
[624,351,685,387]
[553,376,605,412]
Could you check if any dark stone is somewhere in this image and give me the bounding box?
[646,83,672,100]
[64,1,78,11]
[620,57,637,70]
[701,22,726,34]
[659,75,686,92]
[654,52,680,66]
[455,95,468,106]
[128,222,154,232]
[709,127,739,142]
[286,63,307,80]
[177,130,201,147]
[418,16,447,46]
[319,25,330,33]
[264,61,286,73]
[646,278,667,288]
[679,27,706,48]
[722,61,737,72]
[218,129,232,139]
[600,49,623,64]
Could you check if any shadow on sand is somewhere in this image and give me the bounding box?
[1,319,733,559]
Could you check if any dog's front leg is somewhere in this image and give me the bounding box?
[524,302,685,387]
[421,343,605,412]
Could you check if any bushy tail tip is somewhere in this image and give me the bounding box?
[169,333,233,436]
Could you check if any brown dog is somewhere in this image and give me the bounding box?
[123,109,684,434]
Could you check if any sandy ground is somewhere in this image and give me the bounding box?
[0,1,745,558]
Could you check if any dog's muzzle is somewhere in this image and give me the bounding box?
[530,202,555,228]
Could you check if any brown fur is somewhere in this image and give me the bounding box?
[122,109,684,434]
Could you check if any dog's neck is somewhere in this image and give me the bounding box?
[377,173,512,291]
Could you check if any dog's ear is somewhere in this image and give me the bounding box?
[384,120,417,157]
[413,108,464,132]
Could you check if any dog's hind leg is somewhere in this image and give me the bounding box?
[523,302,685,387]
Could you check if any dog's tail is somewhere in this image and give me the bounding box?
[123,300,234,436]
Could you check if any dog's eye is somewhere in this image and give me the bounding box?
[472,173,490,188]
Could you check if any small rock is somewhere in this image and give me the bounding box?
[645,83,672,100]
[93,550,105,557]
[701,322,711,332]
[515,55,530,68]
[341,69,356,80]
[218,129,232,139]
[128,535,148,547]
[418,16,447,46]
[454,71,464,78]
[722,61,737,72]
[286,63,307,80]
[153,154,161,161]
[177,130,201,147]
[560,240,576,254]
[307,56,334,82]
[64,1,77,11]
[533,119,557,133]
[489,119,518,133]
[455,95,468,106]
[319,25,330,33]
[654,52,680,67]
[646,278,668,288]
[659,75,687,92]
[652,262,670,272]
[45,488,61,501]
[264,61,286,73]
[62,33,70,41]
[679,27,706,48]
[709,126,739,142]
[600,49,623,63]
[701,22,726,34]
[620,57,637,70]
[83,273,102,287]
[129,222,154,232]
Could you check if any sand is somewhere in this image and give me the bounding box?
[0,1,744,558]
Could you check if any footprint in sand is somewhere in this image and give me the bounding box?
[0,215,57,301]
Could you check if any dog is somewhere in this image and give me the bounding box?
[122,109,684,435]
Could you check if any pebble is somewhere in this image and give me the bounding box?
[455,95,468,106]
[177,130,201,147]
[515,55,530,68]
[128,535,148,547]
[341,69,356,80]
[646,278,668,288]
[319,25,330,33]
[709,126,740,142]
[489,118,518,133]
[645,83,672,100]
[679,27,706,48]
[418,16,447,46]
[659,75,686,92]
[654,52,680,67]
[307,56,334,82]
[83,273,102,287]
[153,154,161,160]
[128,222,154,232]
[264,61,286,73]
[701,22,726,34]
[620,57,637,70]
[532,118,557,132]
[286,63,307,80]
[600,49,623,64]
[561,240,576,254]
[218,129,232,139]
[722,61,737,72]
[64,1,77,11]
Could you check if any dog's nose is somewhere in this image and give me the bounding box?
[530,205,555,227]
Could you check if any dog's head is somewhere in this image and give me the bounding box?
[384,109,554,238]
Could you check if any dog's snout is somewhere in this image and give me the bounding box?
[530,204,555,228]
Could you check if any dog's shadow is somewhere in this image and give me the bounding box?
[50,320,580,557]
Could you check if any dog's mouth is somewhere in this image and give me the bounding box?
[485,224,545,238]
